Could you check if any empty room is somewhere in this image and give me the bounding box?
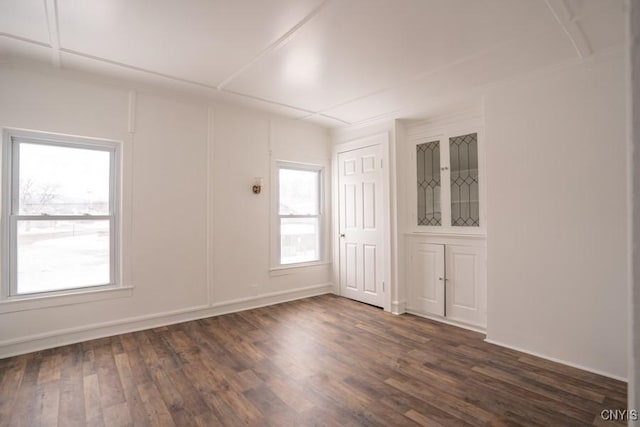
[1,0,639,425]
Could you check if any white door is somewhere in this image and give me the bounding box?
[445,245,486,327]
[338,144,385,308]
[406,242,445,316]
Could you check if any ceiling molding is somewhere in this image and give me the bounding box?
[1,0,622,129]
[0,32,51,48]
[299,112,351,126]
[544,0,592,59]
[215,0,332,90]
[43,0,61,67]
[60,47,321,117]
[313,20,555,117]
[0,34,322,121]
[338,108,405,129]
[59,47,219,90]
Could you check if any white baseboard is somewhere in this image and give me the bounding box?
[484,338,628,383]
[0,283,333,359]
[391,300,406,315]
[405,309,486,334]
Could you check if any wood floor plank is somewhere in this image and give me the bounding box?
[102,402,132,427]
[83,373,105,426]
[0,355,28,427]
[9,355,42,427]
[113,353,151,427]
[405,408,451,427]
[36,352,61,385]
[34,382,60,427]
[58,345,86,427]
[94,342,126,409]
[136,381,174,426]
[0,295,627,426]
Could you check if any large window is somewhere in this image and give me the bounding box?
[2,130,120,297]
[277,163,323,265]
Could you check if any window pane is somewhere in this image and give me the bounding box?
[17,220,111,294]
[279,168,319,215]
[280,217,319,265]
[449,133,479,227]
[416,140,441,226]
[18,143,111,215]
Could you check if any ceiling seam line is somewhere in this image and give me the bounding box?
[215,0,332,90]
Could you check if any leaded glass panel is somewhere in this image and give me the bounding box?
[450,133,479,227]
[416,140,441,226]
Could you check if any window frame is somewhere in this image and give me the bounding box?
[275,161,325,267]
[1,128,122,299]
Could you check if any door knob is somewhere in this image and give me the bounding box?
[340,234,345,238]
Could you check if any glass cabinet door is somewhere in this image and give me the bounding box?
[416,140,441,226]
[449,133,479,227]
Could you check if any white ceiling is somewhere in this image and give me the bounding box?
[0,0,626,128]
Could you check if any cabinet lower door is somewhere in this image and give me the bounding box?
[407,242,445,316]
[445,245,486,327]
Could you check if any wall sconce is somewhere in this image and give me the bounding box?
[252,177,263,194]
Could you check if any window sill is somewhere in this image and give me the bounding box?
[0,285,133,314]
[269,261,331,276]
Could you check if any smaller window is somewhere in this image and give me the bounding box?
[2,130,121,297]
[277,163,323,265]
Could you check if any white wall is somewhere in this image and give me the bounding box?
[485,49,629,379]
[212,107,332,301]
[0,61,332,357]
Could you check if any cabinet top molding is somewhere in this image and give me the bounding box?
[405,109,484,139]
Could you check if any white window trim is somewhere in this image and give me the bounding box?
[272,160,326,269]
[1,128,123,303]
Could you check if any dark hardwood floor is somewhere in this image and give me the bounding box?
[0,294,627,426]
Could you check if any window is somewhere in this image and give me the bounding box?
[2,130,120,297]
[276,163,323,265]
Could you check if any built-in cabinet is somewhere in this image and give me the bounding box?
[405,236,486,329]
[402,113,487,331]
[408,115,485,234]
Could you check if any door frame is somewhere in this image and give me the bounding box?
[332,132,392,312]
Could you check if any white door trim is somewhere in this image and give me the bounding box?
[333,132,391,312]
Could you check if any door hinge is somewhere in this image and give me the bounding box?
[380,159,383,169]
[382,281,385,292]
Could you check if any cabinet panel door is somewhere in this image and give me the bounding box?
[406,242,445,316]
[445,245,486,327]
